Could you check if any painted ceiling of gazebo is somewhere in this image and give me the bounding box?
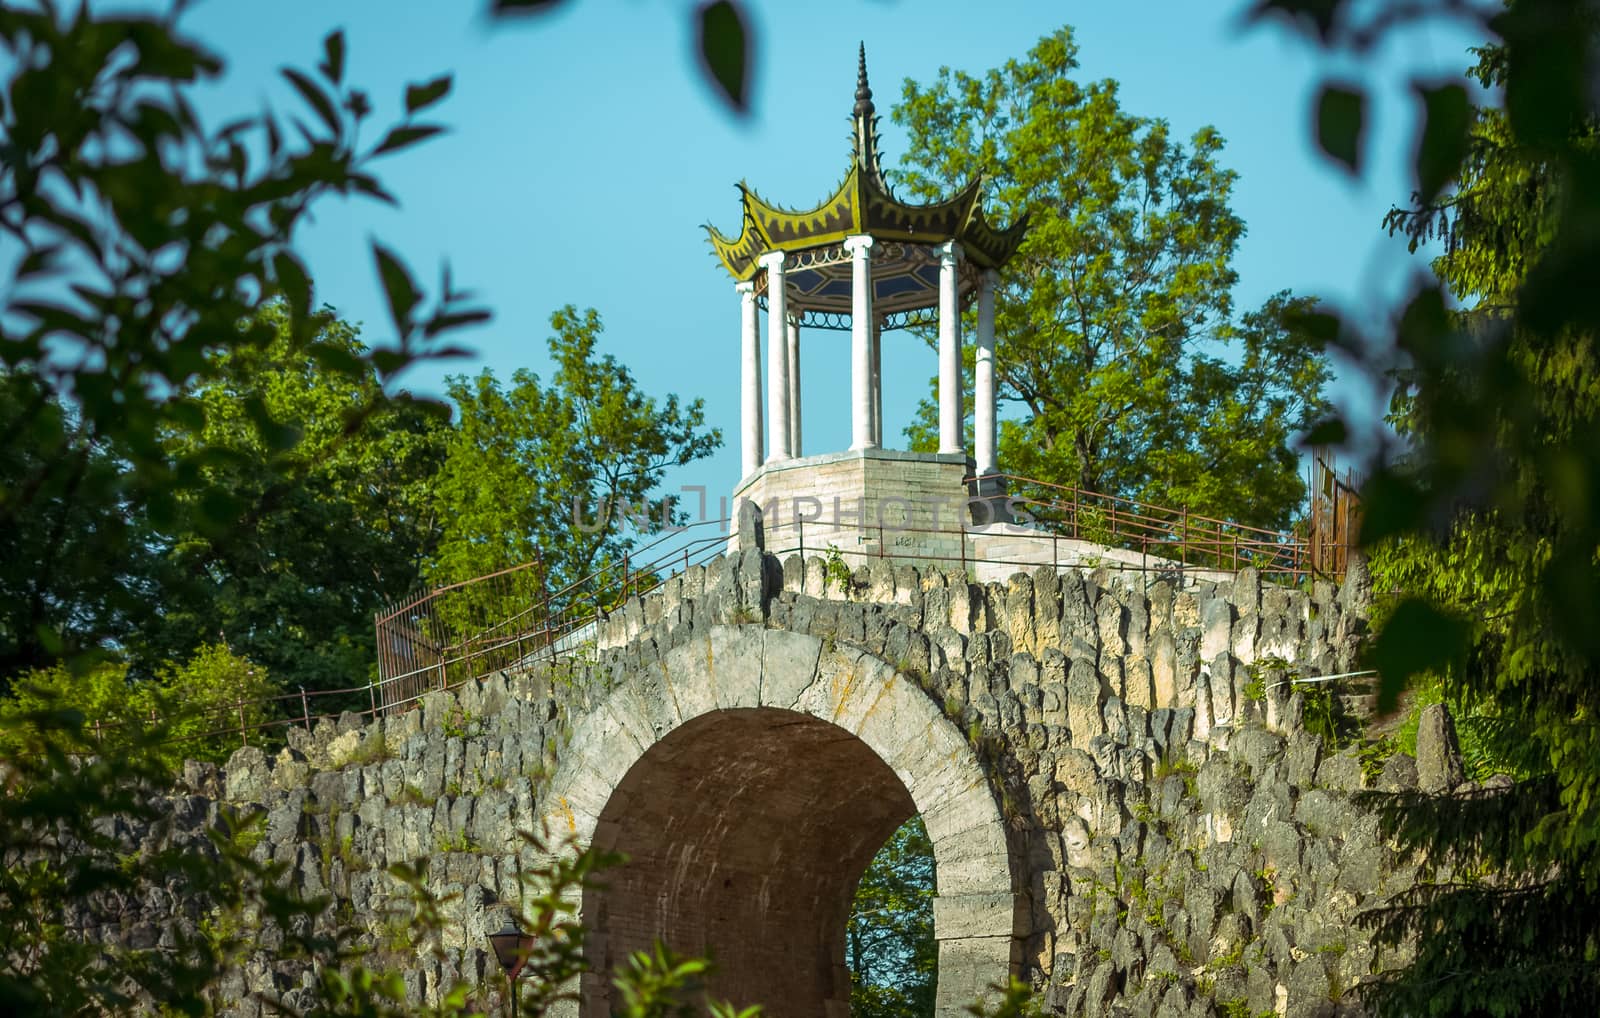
[705,46,1028,318]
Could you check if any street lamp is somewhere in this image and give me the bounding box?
[487,915,535,1018]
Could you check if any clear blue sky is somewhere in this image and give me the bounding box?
[180,0,1487,506]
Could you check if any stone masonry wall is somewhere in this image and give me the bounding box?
[76,543,1469,1018]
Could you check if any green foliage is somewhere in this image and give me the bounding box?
[892,27,1331,530]
[1357,737,1398,784]
[147,304,450,693]
[0,643,273,765]
[1299,682,1349,750]
[430,306,719,617]
[823,546,855,594]
[1250,1,1600,1013]
[848,816,937,1018]
[1214,998,1274,1018]
[0,711,281,1014]
[611,944,762,1018]
[1153,750,1198,797]
[0,2,478,687]
[0,370,163,683]
[440,707,476,740]
[1240,674,1267,703]
[962,980,1041,1018]
[433,829,480,854]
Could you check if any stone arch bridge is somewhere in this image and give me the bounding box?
[146,534,1455,1018]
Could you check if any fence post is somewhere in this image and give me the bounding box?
[368,679,378,719]
[878,522,885,558]
[1180,506,1189,584]
[238,704,248,747]
[372,610,383,694]
[798,517,805,566]
[300,686,311,732]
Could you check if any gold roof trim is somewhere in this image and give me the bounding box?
[704,45,1028,286]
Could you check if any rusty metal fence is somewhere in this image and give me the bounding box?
[369,473,1336,708]
[371,518,738,713]
[996,474,1310,578]
[78,471,1355,747]
[1306,455,1362,578]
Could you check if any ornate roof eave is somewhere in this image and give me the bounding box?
[962,205,1031,269]
[705,44,1030,282]
[705,182,777,281]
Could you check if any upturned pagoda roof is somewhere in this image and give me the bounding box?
[705,46,1028,325]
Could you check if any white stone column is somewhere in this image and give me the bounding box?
[760,251,791,462]
[845,234,876,450]
[737,281,762,478]
[938,240,965,456]
[871,317,883,447]
[787,313,802,457]
[974,269,998,476]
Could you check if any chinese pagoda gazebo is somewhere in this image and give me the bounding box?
[710,46,1027,555]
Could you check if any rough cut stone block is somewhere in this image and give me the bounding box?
[1415,702,1466,793]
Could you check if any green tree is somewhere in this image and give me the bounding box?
[431,306,721,608]
[0,369,163,685]
[1242,1,1600,1014]
[847,817,936,1018]
[893,27,1331,530]
[0,2,478,687]
[149,304,449,692]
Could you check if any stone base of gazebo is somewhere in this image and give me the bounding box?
[730,449,1005,563]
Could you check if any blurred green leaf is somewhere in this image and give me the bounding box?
[491,0,567,13]
[1357,466,1426,546]
[272,251,312,317]
[1414,81,1470,205]
[373,123,445,156]
[405,74,451,114]
[1299,417,1347,448]
[1315,82,1366,173]
[1281,305,1341,344]
[372,242,420,335]
[1395,285,1452,363]
[281,66,340,134]
[242,395,301,451]
[696,0,750,114]
[1367,597,1469,712]
[319,29,344,84]
[1245,0,1345,42]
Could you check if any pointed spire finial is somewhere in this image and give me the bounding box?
[854,42,874,118]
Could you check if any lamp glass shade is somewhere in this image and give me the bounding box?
[488,919,526,976]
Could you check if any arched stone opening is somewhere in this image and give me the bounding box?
[541,626,1022,1018]
[589,707,917,1016]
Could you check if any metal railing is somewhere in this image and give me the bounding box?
[76,474,1352,750]
[991,473,1310,577]
[368,475,1334,708]
[372,518,738,713]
